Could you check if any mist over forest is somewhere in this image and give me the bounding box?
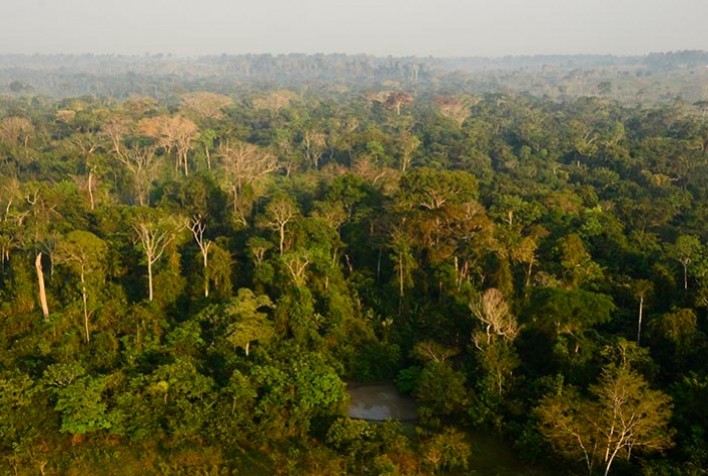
[2,50,707,102]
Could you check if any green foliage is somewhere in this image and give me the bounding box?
[251,351,346,440]
[395,366,422,395]
[399,167,478,210]
[422,428,471,473]
[527,287,616,337]
[224,288,274,356]
[0,76,705,473]
[0,373,44,449]
[537,364,674,475]
[54,376,113,435]
[415,362,469,427]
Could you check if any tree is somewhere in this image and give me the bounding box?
[180,92,233,120]
[35,252,49,319]
[0,116,33,147]
[218,140,278,224]
[470,288,519,346]
[56,231,108,343]
[651,308,697,348]
[301,127,327,169]
[422,428,471,473]
[102,117,131,159]
[528,287,615,355]
[113,144,158,206]
[537,365,673,475]
[251,90,297,113]
[53,376,112,436]
[667,235,703,290]
[415,361,469,425]
[137,115,199,175]
[382,92,414,116]
[70,132,103,210]
[395,130,420,172]
[389,228,417,299]
[630,279,653,344]
[224,288,275,356]
[133,213,185,302]
[197,128,218,170]
[470,289,521,398]
[260,196,298,256]
[188,216,212,298]
[559,234,603,288]
[433,95,477,127]
[251,351,346,439]
[399,168,478,210]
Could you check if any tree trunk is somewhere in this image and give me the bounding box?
[525,261,534,288]
[203,254,209,298]
[148,260,154,302]
[377,249,382,282]
[35,252,49,319]
[279,224,285,255]
[80,268,89,343]
[87,170,95,210]
[683,263,688,290]
[637,296,644,343]
[398,256,404,298]
[604,444,622,476]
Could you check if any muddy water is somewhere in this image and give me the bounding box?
[347,383,418,421]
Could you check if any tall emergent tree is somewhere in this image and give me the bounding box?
[537,363,673,475]
[188,216,212,298]
[668,235,703,290]
[56,231,108,343]
[133,213,185,302]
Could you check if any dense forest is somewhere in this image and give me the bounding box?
[0,55,707,474]
[2,51,708,103]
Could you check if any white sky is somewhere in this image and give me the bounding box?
[1,0,706,57]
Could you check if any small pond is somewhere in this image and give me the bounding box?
[347,382,418,421]
[347,382,553,475]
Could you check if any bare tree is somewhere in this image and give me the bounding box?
[538,365,674,476]
[385,92,414,116]
[115,146,158,206]
[396,130,420,172]
[137,115,199,175]
[261,197,298,256]
[433,95,478,127]
[282,251,310,286]
[101,118,131,162]
[188,216,212,298]
[251,90,297,113]
[302,128,327,169]
[0,116,34,147]
[470,288,520,347]
[133,215,185,302]
[180,92,233,120]
[71,133,101,210]
[367,91,413,116]
[219,140,277,224]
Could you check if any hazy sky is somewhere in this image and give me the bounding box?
[1,0,706,57]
